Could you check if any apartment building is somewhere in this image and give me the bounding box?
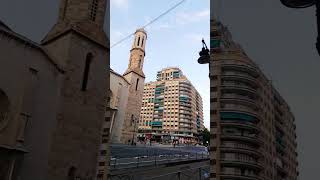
[206,19,299,180]
[138,68,204,144]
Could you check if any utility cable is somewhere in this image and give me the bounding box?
[110,0,187,48]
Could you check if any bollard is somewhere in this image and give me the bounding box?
[137,156,139,168]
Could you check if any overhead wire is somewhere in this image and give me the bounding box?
[110,0,187,48]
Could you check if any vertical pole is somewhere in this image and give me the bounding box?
[8,157,16,180]
[199,167,202,180]
[137,156,139,168]
[178,172,181,180]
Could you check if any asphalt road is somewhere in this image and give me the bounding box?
[110,143,209,170]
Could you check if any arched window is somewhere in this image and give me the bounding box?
[137,36,141,46]
[0,90,9,129]
[81,53,93,91]
[135,78,139,91]
[90,0,99,21]
[141,37,144,47]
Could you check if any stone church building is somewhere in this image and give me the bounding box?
[108,28,147,144]
[0,0,110,180]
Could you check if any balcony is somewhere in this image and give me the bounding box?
[221,103,260,118]
[179,124,191,128]
[221,64,259,78]
[221,134,263,146]
[220,158,263,171]
[220,145,262,158]
[220,121,259,132]
[179,106,191,111]
[221,74,258,88]
[220,174,262,180]
[220,112,260,123]
[179,110,192,116]
[221,85,257,95]
[179,88,192,93]
[220,96,260,111]
[179,119,192,124]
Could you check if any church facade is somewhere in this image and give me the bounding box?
[0,0,110,180]
[107,29,147,145]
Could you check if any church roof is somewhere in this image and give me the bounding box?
[0,20,12,31]
[0,19,65,73]
[41,21,109,50]
[110,69,130,85]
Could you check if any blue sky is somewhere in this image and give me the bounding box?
[110,0,210,129]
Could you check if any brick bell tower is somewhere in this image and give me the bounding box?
[40,0,110,180]
[122,28,147,144]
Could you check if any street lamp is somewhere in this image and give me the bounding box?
[198,39,210,64]
[280,0,320,55]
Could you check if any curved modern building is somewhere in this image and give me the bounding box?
[138,67,204,144]
[207,19,299,180]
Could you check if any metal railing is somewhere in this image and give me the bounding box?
[110,152,209,170]
[109,165,210,180]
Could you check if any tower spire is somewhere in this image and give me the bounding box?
[123,28,147,77]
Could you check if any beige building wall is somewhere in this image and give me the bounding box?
[139,68,204,143]
[208,19,298,180]
[109,70,130,143]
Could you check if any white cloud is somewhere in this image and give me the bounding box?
[176,9,210,25]
[111,0,129,9]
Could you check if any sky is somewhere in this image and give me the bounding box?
[212,0,320,179]
[110,0,210,129]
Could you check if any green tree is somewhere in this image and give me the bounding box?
[201,128,210,146]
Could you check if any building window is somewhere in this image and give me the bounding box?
[141,37,144,47]
[136,78,139,91]
[81,53,93,91]
[0,90,9,126]
[90,0,98,21]
[137,36,141,46]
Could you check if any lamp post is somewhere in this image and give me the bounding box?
[280,0,320,55]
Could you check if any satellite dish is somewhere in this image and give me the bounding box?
[280,0,316,8]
